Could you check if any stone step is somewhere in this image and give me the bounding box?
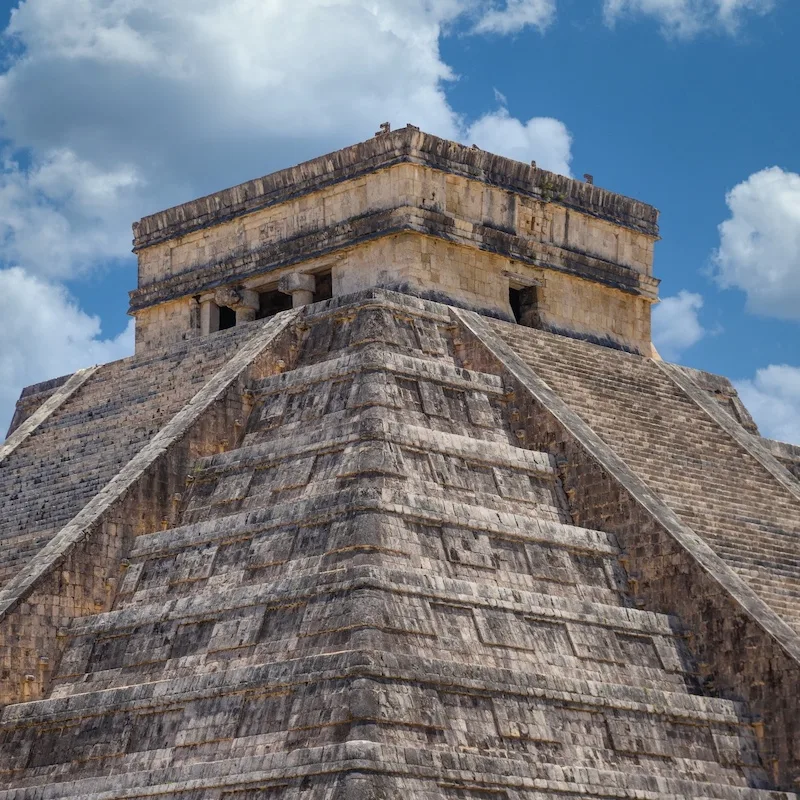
[182,476,565,529]
[0,659,774,798]
[191,417,555,482]
[129,493,621,563]
[114,497,626,610]
[68,563,677,640]
[50,572,693,698]
[3,652,751,742]
[240,346,513,447]
[491,319,800,632]
[248,343,504,398]
[1,740,787,800]
[51,625,687,699]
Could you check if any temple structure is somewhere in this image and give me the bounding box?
[0,126,799,799]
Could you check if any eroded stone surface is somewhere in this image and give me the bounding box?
[0,292,794,799]
[130,127,660,355]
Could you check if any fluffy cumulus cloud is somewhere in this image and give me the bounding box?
[735,365,800,445]
[0,149,142,280]
[466,109,572,176]
[0,0,572,434]
[603,0,775,37]
[0,268,134,432]
[714,167,800,320]
[651,290,707,361]
[0,0,571,281]
[473,0,556,34]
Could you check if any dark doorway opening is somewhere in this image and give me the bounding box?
[509,285,541,328]
[219,305,237,330]
[313,271,333,303]
[257,289,293,320]
[509,287,522,323]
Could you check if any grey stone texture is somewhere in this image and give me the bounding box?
[760,438,800,482]
[0,289,797,798]
[0,323,261,589]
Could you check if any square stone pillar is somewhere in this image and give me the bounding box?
[236,306,257,325]
[213,287,260,326]
[279,272,316,308]
[200,300,220,335]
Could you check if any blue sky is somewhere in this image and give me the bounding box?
[0,0,798,441]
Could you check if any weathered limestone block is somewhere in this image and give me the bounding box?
[130,128,659,354]
[279,271,316,307]
[214,285,260,324]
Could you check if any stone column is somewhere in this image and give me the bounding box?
[200,299,220,335]
[213,286,260,325]
[279,272,316,308]
[235,295,259,325]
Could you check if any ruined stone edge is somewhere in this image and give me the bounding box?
[0,741,791,800]
[0,366,99,464]
[658,361,800,500]
[0,309,299,621]
[132,128,660,251]
[453,307,800,664]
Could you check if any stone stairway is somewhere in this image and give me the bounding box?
[0,324,259,587]
[0,292,790,799]
[489,319,800,636]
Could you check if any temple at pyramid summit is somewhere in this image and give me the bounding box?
[2,125,800,799]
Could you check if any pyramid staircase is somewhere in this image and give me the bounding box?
[0,324,259,587]
[485,320,800,635]
[0,292,793,799]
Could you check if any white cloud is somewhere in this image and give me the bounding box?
[0,267,134,434]
[652,290,707,360]
[0,149,142,279]
[0,0,574,281]
[0,0,576,432]
[473,0,556,34]
[714,167,800,321]
[467,108,573,175]
[735,365,800,445]
[603,0,775,37]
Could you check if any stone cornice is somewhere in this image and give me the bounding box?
[132,126,660,251]
[129,205,659,313]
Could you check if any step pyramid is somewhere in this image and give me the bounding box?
[0,291,793,799]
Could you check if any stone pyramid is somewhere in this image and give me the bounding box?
[1,128,799,799]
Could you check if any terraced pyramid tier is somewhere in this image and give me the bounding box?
[0,293,789,800]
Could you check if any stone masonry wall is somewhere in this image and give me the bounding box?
[457,315,800,790]
[136,162,654,289]
[130,129,659,356]
[135,225,655,354]
[0,314,299,707]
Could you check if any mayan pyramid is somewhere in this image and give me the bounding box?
[1,126,799,800]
